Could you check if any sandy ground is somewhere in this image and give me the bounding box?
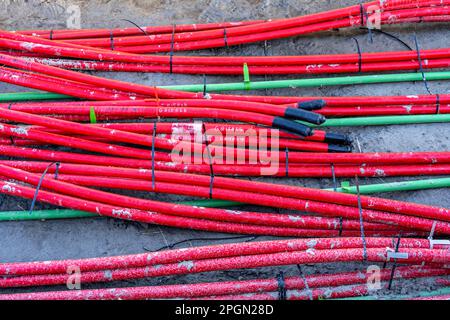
[0,0,449,298]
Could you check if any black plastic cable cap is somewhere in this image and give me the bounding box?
[298,99,327,110]
[328,144,353,153]
[325,132,352,145]
[272,117,312,137]
[284,107,326,125]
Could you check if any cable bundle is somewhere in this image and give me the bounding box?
[1,46,449,76]
[1,152,450,236]
[10,0,450,54]
[0,238,448,299]
[2,266,447,300]
[1,0,449,302]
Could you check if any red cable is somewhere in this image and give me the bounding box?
[18,20,265,40]
[0,247,447,288]
[0,266,446,300]
[1,163,449,234]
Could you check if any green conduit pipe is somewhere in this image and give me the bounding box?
[1,71,450,101]
[0,200,240,221]
[0,92,69,102]
[1,177,449,221]
[335,287,450,300]
[164,71,450,92]
[298,114,450,127]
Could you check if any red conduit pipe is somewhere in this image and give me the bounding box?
[51,174,449,234]
[0,58,329,137]
[0,167,402,232]
[0,102,313,137]
[4,237,438,276]
[1,163,449,234]
[1,179,382,238]
[8,160,450,178]
[2,145,450,178]
[0,266,446,300]
[0,134,333,153]
[206,278,447,300]
[4,2,448,54]
[0,97,317,124]
[0,66,140,101]
[45,124,326,142]
[1,159,448,224]
[4,92,447,109]
[0,122,175,161]
[7,101,450,121]
[15,55,450,75]
[409,295,450,300]
[0,121,332,163]
[2,146,450,181]
[59,8,450,53]
[14,46,450,64]
[4,46,450,67]
[6,119,328,142]
[0,138,450,165]
[0,0,447,64]
[204,93,450,106]
[318,105,450,117]
[0,247,447,288]
[18,20,265,40]
[16,0,450,40]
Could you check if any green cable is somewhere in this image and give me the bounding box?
[1,71,450,102]
[335,287,450,300]
[0,209,94,221]
[0,199,239,221]
[163,71,450,92]
[0,92,69,102]
[1,177,448,221]
[298,114,450,127]
[335,177,450,194]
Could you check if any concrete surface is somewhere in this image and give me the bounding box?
[0,0,449,297]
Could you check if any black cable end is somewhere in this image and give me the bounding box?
[328,144,353,153]
[325,132,352,145]
[284,107,326,125]
[298,99,327,111]
[272,117,312,137]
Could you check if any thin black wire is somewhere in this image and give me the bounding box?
[203,74,207,97]
[121,19,149,36]
[144,235,259,252]
[352,37,363,73]
[223,28,228,48]
[151,122,157,190]
[359,3,373,43]
[29,162,60,215]
[202,123,215,199]
[169,24,176,74]
[297,265,313,300]
[355,176,367,261]
[359,28,414,51]
[413,34,432,95]
[110,30,115,51]
[285,147,289,177]
[388,233,402,290]
[277,271,287,300]
[436,94,441,114]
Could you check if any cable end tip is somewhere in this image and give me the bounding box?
[285,107,326,125]
[328,144,353,153]
[297,99,327,110]
[272,117,312,137]
[325,132,352,145]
